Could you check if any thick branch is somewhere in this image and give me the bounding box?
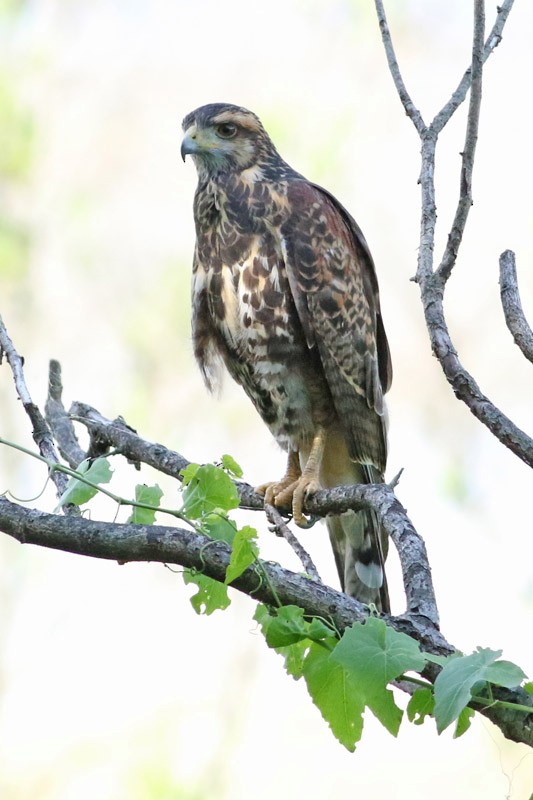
[499,250,533,364]
[0,494,530,746]
[66,401,439,626]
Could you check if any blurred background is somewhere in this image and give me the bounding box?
[1,1,532,797]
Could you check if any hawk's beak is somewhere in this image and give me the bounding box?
[181,132,198,162]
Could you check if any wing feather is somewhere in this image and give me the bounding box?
[281,180,391,471]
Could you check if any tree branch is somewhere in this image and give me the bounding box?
[499,249,533,364]
[264,502,323,583]
[431,0,515,134]
[436,0,485,284]
[373,0,426,134]
[45,359,86,468]
[0,316,70,499]
[376,1,533,467]
[0,493,530,746]
[64,397,439,627]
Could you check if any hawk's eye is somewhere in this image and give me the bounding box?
[215,122,237,139]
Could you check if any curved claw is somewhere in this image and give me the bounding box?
[293,512,320,529]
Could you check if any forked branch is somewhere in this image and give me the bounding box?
[375,1,533,467]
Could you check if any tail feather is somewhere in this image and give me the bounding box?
[326,508,389,613]
[320,433,389,613]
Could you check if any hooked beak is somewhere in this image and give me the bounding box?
[181,132,198,162]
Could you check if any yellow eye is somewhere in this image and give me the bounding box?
[215,122,237,139]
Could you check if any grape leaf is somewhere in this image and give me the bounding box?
[433,647,503,733]
[201,513,236,544]
[180,463,239,519]
[258,605,309,648]
[425,651,462,667]
[183,571,230,615]
[225,525,258,584]
[332,618,426,689]
[407,688,434,726]
[332,618,425,736]
[303,642,365,752]
[454,706,475,738]
[127,483,163,524]
[180,463,200,484]
[221,454,243,478]
[55,457,112,510]
[254,605,336,679]
[306,617,336,643]
[276,640,310,680]
[483,659,527,689]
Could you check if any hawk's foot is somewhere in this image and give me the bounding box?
[276,472,320,528]
[257,430,325,527]
[256,450,301,509]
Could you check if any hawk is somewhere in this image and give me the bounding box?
[181,103,392,612]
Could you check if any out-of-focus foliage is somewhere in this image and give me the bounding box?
[0,76,34,181]
[0,31,34,282]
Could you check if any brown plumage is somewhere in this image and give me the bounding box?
[181,103,392,611]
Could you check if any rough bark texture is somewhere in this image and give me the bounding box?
[1,494,531,746]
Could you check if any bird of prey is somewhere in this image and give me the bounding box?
[181,103,392,611]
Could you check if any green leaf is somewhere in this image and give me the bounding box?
[55,457,113,509]
[183,571,230,615]
[433,647,502,733]
[524,682,533,696]
[253,605,335,680]
[333,617,426,687]
[221,454,243,478]
[180,463,239,519]
[225,525,259,584]
[253,603,270,628]
[261,605,309,648]
[127,484,163,524]
[201,513,236,544]
[483,659,527,689]
[332,618,424,736]
[454,706,475,739]
[277,640,310,680]
[407,688,435,726]
[180,463,200,485]
[303,642,365,752]
[306,617,336,643]
[425,651,461,667]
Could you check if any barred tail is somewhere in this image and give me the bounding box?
[326,504,389,612]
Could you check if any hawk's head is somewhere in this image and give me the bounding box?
[181,103,282,178]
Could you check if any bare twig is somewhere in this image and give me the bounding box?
[45,360,85,468]
[431,0,515,134]
[436,0,485,284]
[0,316,69,499]
[69,401,191,479]
[373,0,426,134]
[499,250,533,364]
[375,2,533,467]
[264,502,323,583]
